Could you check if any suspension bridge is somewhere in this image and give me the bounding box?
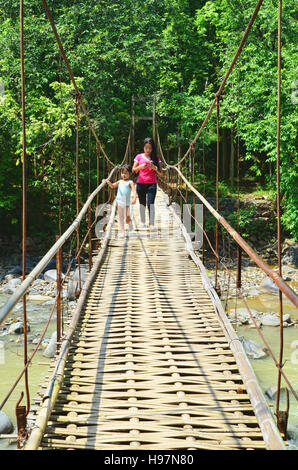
[0,0,297,451]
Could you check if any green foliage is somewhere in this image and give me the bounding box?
[0,0,297,240]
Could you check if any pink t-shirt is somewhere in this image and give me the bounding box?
[134,153,162,184]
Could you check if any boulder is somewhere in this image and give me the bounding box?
[229,308,260,325]
[259,277,279,294]
[8,321,30,335]
[247,287,260,297]
[0,411,14,434]
[239,336,268,359]
[67,279,81,301]
[282,240,298,267]
[43,331,57,358]
[265,386,287,400]
[261,313,280,327]
[2,277,22,294]
[26,294,53,302]
[44,269,64,283]
[7,266,23,276]
[67,266,89,300]
[73,266,89,282]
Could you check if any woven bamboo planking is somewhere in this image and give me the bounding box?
[25,188,285,450]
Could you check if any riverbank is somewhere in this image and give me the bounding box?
[205,261,298,449]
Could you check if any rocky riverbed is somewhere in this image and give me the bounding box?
[205,260,298,449]
[205,261,298,328]
[0,252,89,448]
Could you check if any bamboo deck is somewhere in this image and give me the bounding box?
[26,188,284,450]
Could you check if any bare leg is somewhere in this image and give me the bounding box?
[117,204,126,236]
[126,206,131,224]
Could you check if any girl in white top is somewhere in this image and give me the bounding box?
[102,164,137,238]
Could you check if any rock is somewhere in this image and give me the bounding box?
[28,289,40,295]
[247,287,260,296]
[248,320,262,329]
[0,411,14,434]
[44,269,65,283]
[26,294,53,302]
[73,266,89,282]
[281,265,296,275]
[43,299,56,306]
[259,277,279,294]
[43,331,57,358]
[8,321,30,335]
[261,313,280,327]
[7,266,23,276]
[229,308,260,325]
[229,308,250,324]
[239,336,268,359]
[2,277,22,294]
[282,240,298,267]
[67,279,78,301]
[265,386,287,400]
[283,313,291,323]
[67,266,89,300]
[287,425,298,443]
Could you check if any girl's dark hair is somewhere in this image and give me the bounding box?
[143,137,159,167]
[121,164,132,174]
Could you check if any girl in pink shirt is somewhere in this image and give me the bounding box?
[132,137,163,228]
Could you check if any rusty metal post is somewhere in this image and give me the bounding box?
[15,392,28,449]
[96,144,100,209]
[236,245,242,289]
[202,140,206,265]
[75,93,81,296]
[275,0,287,438]
[214,94,221,295]
[20,0,30,416]
[88,195,92,272]
[202,205,205,265]
[102,151,105,206]
[192,145,196,240]
[56,235,62,351]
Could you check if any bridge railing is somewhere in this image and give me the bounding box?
[156,155,298,440]
[0,163,122,446]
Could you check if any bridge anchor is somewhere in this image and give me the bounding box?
[15,392,28,449]
[275,388,289,440]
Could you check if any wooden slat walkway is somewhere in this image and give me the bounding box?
[28,188,283,450]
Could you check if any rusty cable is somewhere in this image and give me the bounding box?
[214,95,221,294]
[0,255,75,411]
[275,0,286,431]
[20,0,30,417]
[168,177,297,400]
[75,93,81,295]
